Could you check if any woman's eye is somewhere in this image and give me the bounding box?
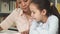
[24,0,28,2]
[18,2,21,4]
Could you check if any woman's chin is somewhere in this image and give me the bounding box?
[23,9,28,12]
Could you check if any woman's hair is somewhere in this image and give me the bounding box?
[31,0,60,17]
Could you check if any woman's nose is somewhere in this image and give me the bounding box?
[21,2,26,7]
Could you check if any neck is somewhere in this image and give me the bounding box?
[24,10,31,20]
[42,16,48,23]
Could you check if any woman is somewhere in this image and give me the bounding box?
[0,0,32,34]
[29,0,60,34]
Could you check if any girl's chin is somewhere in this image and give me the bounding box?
[36,20,41,22]
[33,19,39,22]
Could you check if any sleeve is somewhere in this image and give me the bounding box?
[48,16,59,34]
[0,8,18,30]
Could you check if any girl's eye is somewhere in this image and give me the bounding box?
[33,12,35,14]
[24,0,28,2]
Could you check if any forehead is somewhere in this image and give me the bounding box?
[30,3,38,10]
[30,3,40,12]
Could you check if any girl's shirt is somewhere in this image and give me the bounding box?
[29,15,59,34]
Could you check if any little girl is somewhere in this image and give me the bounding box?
[29,0,60,34]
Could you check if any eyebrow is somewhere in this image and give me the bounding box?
[23,0,28,2]
[17,0,20,2]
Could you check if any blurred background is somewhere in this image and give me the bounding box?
[0,0,60,34]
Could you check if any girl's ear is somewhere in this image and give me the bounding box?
[41,9,46,16]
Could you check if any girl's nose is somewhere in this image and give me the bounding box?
[31,13,34,17]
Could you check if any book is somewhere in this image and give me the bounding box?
[1,2,9,13]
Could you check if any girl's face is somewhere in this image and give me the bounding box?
[29,3,43,22]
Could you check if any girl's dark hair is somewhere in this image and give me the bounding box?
[31,0,59,17]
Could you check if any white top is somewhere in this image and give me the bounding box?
[0,8,30,33]
[29,15,59,34]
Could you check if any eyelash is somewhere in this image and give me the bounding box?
[18,2,21,4]
[32,12,35,14]
[24,0,28,2]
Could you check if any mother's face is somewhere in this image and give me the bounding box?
[17,0,31,12]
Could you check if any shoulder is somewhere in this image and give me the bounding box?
[48,15,59,21]
[10,8,23,15]
[13,8,23,13]
[48,15,59,23]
